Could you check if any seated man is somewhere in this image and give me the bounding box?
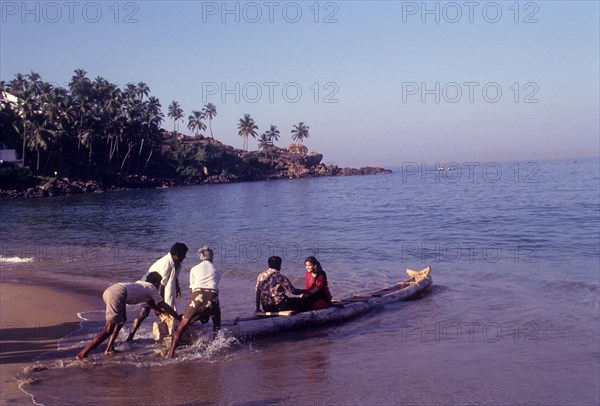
[76,272,180,360]
[255,256,306,313]
[167,246,221,358]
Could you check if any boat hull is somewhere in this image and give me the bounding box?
[152,267,433,343]
[224,268,432,338]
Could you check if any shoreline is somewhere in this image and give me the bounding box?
[0,282,103,405]
[0,167,392,200]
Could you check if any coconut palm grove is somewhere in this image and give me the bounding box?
[0,70,388,196]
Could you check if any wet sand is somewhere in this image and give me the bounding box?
[0,283,103,405]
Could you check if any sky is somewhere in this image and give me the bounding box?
[1,0,599,167]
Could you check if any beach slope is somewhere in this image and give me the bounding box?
[0,283,102,405]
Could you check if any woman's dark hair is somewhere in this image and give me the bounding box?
[304,256,327,289]
[304,256,323,272]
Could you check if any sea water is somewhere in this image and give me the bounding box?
[1,157,598,405]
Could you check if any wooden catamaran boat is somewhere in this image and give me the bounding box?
[154,267,432,344]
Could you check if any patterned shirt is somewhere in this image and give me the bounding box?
[256,268,296,307]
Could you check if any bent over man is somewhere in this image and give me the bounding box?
[126,242,188,342]
[76,272,180,360]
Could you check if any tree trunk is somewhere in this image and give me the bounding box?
[137,138,145,173]
[88,144,93,178]
[21,123,27,167]
[143,149,153,173]
[121,144,132,172]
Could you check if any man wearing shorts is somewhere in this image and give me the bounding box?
[126,242,188,341]
[76,272,181,360]
[167,246,220,358]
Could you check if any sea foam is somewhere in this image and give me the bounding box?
[0,256,34,263]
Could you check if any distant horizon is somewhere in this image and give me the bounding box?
[1,71,598,168]
[2,1,598,168]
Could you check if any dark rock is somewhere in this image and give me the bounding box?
[304,153,323,167]
[1,142,391,199]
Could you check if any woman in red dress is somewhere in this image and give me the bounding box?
[302,256,332,310]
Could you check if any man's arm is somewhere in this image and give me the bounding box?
[156,256,173,298]
[255,289,261,312]
[281,274,307,296]
[149,299,181,320]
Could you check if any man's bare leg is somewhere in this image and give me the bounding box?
[125,306,150,342]
[166,317,191,359]
[104,323,124,355]
[76,321,115,360]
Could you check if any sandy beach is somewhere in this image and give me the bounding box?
[0,283,103,405]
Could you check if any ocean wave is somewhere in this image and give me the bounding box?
[543,279,600,293]
[155,330,242,365]
[543,279,600,309]
[58,310,242,366]
[0,255,34,263]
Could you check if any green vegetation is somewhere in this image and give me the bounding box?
[291,122,310,143]
[0,163,35,190]
[1,70,171,179]
[0,69,314,190]
[237,113,259,152]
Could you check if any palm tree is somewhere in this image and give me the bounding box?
[48,88,77,171]
[291,122,309,144]
[120,86,147,172]
[27,118,53,173]
[167,100,184,134]
[237,113,258,152]
[36,84,71,173]
[257,133,273,158]
[136,82,150,101]
[140,96,164,172]
[106,90,125,170]
[11,72,44,169]
[9,74,28,94]
[264,124,280,144]
[26,71,42,95]
[69,69,90,96]
[69,68,93,169]
[187,110,206,137]
[202,103,217,140]
[12,89,33,167]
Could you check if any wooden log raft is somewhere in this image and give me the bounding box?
[153,266,432,345]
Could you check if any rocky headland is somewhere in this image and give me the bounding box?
[0,139,390,199]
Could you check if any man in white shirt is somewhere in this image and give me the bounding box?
[167,246,220,358]
[76,272,181,360]
[126,242,188,342]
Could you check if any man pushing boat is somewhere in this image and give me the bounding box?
[126,242,188,342]
[76,272,181,360]
[167,246,221,358]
